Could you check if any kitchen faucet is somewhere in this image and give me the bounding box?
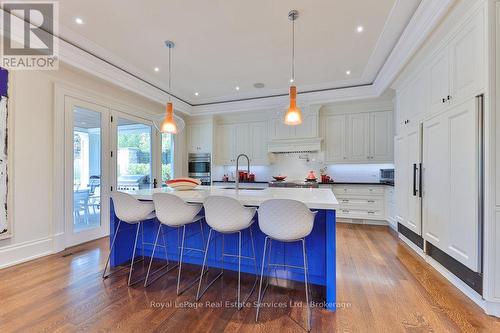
[235,153,250,191]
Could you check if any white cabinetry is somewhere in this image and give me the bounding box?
[270,109,318,140]
[422,99,479,271]
[332,185,386,222]
[187,122,212,153]
[324,110,393,163]
[429,9,484,115]
[215,121,269,165]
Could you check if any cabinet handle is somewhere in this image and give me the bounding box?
[442,98,446,103]
[367,200,375,203]
[342,199,349,203]
[447,95,451,101]
[413,163,417,196]
[368,211,375,214]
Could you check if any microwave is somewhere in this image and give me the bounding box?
[380,168,394,185]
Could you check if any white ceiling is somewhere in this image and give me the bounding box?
[55,0,421,106]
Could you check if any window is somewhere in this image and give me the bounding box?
[161,133,174,183]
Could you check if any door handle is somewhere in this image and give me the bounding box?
[418,163,423,198]
[413,163,417,196]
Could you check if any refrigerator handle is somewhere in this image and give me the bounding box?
[413,163,417,196]
[418,163,423,198]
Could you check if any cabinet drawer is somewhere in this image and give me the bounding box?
[337,197,383,208]
[333,185,384,196]
[338,208,384,219]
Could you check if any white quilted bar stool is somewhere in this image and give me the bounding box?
[103,191,156,286]
[196,196,258,310]
[255,199,317,332]
[144,193,205,295]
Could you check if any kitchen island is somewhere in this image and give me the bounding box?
[109,186,338,310]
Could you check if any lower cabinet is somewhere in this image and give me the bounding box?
[329,185,390,223]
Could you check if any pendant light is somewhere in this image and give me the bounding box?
[284,10,302,126]
[160,40,178,134]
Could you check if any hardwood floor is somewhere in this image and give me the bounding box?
[1,223,499,332]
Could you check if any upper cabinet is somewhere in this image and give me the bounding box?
[426,9,484,116]
[396,7,484,134]
[269,106,319,141]
[324,110,393,164]
[215,121,269,165]
[187,122,212,153]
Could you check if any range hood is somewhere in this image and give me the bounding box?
[268,137,322,153]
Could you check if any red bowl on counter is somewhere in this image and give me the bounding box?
[272,176,287,181]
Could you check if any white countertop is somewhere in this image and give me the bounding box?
[123,185,338,210]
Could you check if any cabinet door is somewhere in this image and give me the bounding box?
[347,113,370,161]
[450,9,484,103]
[370,111,393,162]
[187,124,200,152]
[216,124,235,165]
[295,112,318,138]
[198,123,212,153]
[394,135,408,224]
[249,121,269,164]
[446,99,479,271]
[270,117,294,140]
[429,48,450,114]
[422,113,449,248]
[234,123,250,157]
[406,127,422,234]
[324,115,346,162]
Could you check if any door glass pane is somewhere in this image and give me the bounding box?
[161,133,174,184]
[73,107,101,232]
[117,118,152,190]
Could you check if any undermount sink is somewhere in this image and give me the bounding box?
[221,187,266,191]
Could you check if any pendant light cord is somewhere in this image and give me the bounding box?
[168,46,172,102]
[291,17,295,84]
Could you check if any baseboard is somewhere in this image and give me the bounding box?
[426,255,486,310]
[337,217,388,226]
[0,236,58,269]
[484,300,500,317]
[399,233,426,258]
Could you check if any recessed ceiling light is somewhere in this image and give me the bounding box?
[154,67,160,72]
[356,25,364,33]
[346,70,351,75]
[194,92,199,96]
[235,86,240,91]
[253,82,265,88]
[75,17,84,25]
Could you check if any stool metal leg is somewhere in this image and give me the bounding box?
[256,236,269,321]
[196,228,221,301]
[176,224,187,295]
[128,222,142,286]
[237,231,242,308]
[302,238,311,332]
[102,220,122,278]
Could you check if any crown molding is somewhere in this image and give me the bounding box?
[373,0,456,96]
[0,1,455,116]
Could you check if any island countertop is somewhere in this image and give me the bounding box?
[123,185,338,210]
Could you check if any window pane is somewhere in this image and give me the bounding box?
[73,107,101,232]
[117,119,152,190]
[161,133,173,183]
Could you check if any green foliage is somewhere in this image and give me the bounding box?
[127,163,150,176]
[118,132,150,153]
[162,164,172,182]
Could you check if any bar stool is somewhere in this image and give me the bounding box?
[255,199,317,332]
[103,191,156,286]
[144,193,205,295]
[196,196,258,310]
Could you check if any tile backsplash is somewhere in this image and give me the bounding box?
[212,152,393,182]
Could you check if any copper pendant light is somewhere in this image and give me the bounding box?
[160,40,178,134]
[284,10,302,126]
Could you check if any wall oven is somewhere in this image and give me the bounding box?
[188,153,211,185]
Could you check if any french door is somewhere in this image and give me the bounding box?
[110,111,158,192]
[64,97,110,246]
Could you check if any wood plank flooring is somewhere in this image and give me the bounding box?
[1,223,499,332]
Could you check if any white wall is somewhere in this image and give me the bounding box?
[0,64,186,268]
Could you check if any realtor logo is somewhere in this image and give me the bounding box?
[1,1,59,70]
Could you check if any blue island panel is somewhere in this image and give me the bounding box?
[109,199,336,310]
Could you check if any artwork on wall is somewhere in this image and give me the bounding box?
[0,68,8,236]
